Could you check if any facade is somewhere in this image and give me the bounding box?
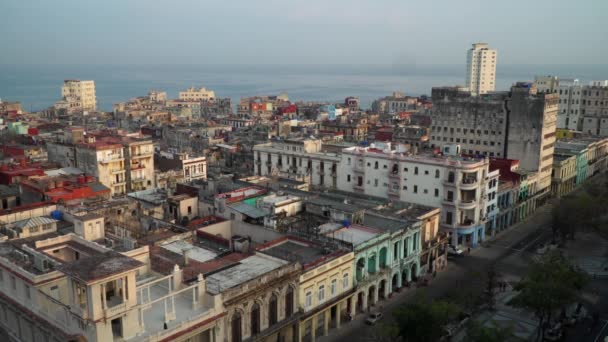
[554,137,608,188]
[156,152,207,183]
[465,43,497,95]
[46,128,155,195]
[57,80,97,112]
[551,154,577,198]
[178,87,216,101]
[534,75,559,94]
[337,143,496,247]
[558,79,583,130]
[253,138,341,189]
[581,83,608,136]
[259,237,354,342]
[430,83,557,200]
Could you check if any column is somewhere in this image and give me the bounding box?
[349,297,356,317]
[121,277,126,302]
[397,272,402,288]
[101,283,107,309]
[336,302,341,329]
[324,310,329,336]
[311,317,317,342]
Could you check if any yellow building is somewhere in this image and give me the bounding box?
[551,154,577,198]
[58,79,97,111]
[179,87,216,101]
[259,237,355,342]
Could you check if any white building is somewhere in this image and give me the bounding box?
[253,138,340,188]
[178,87,216,101]
[57,80,97,112]
[466,43,497,95]
[465,43,497,95]
[336,143,498,247]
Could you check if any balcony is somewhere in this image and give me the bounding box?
[353,183,365,192]
[442,198,456,206]
[388,171,400,179]
[111,180,126,186]
[443,178,457,187]
[458,199,477,210]
[110,168,126,174]
[99,155,124,164]
[457,219,476,228]
[104,302,127,319]
[132,177,146,183]
[131,151,153,159]
[460,177,478,189]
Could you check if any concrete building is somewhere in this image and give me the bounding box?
[534,75,560,94]
[558,79,583,130]
[551,154,577,198]
[430,83,558,198]
[465,43,497,95]
[46,128,155,195]
[155,152,207,183]
[178,87,216,101]
[581,82,608,136]
[253,138,341,189]
[56,80,97,112]
[337,143,497,247]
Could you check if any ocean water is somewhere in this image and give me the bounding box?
[1,64,607,112]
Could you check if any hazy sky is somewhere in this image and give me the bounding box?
[2,0,607,66]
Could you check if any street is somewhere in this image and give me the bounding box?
[321,176,608,342]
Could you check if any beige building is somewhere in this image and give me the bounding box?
[551,154,577,198]
[57,79,97,112]
[465,43,497,95]
[46,128,155,195]
[179,87,216,101]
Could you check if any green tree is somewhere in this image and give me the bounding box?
[393,297,459,342]
[465,320,515,342]
[508,251,587,341]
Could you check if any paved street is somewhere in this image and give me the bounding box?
[321,175,608,342]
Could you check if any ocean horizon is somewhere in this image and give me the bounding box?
[1,63,607,112]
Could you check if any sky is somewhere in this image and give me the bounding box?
[1,0,607,66]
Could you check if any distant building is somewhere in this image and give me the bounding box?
[178,87,215,101]
[465,43,497,95]
[581,81,608,136]
[56,79,97,112]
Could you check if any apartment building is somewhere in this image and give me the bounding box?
[337,143,498,247]
[55,80,97,112]
[581,82,608,136]
[371,92,422,114]
[465,43,497,95]
[178,87,216,101]
[46,128,155,195]
[430,83,558,196]
[253,138,341,188]
[155,152,207,183]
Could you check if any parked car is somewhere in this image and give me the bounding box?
[365,312,383,325]
[447,245,465,257]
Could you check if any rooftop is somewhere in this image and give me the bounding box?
[160,240,218,263]
[206,254,288,294]
[327,224,384,246]
[259,237,346,269]
[57,250,143,283]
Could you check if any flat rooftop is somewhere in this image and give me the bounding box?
[160,241,217,263]
[328,224,384,246]
[57,251,143,283]
[206,254,288,294]
[363,212,410,232]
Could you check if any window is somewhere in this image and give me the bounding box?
[342,273,349,289]
[374,179,379,187]
[413,185,418,193]
[374,161,378,169]
[11,276,16,290]
[187,206,192,214]
[446,212,453,225]
[347,175,351,182]
[285,287,294,317]
[434,189,439,197]
[414,167,418,175]
[435,170,440,178]
[330,279,337,297]
[269,294,278,325]
[305,291,312,309]
[318,285,325,303]
[25,284,30,299]
[424,170,429,175]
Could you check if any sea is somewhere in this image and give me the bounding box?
[1,64,607,112]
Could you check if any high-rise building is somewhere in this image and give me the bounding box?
[465,43,497,95]
[430,82,557,195]
[56,79,97,112]
[581,81,608,136]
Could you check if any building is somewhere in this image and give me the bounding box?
[253,138,341,189]
[581,82,608,136]
[554,137,608,188]
[337,143,497,247]
[178,87,216,101]
[46,128,155,195]
[155,152,207,183]
[56,80,97,112]
[551,154,577,198]
[430,83,557,199]
[534,75,560,94]
[258,237,355,342]
[371,92,423,114]
[465,43,497,95]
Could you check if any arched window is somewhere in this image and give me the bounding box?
[285,286,294,317]
[435,169,440,178]
[231,312,242,342]
[251,302,260,335]
[269,294,278,326]
[448,171,455,183]
[318,285,325,303]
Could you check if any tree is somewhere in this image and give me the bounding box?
[393,296,459,342]
[484,264,499,310]
[465,320,515,342]
[508,251,587,341]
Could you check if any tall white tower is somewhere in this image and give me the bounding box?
[466,43,497,95]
